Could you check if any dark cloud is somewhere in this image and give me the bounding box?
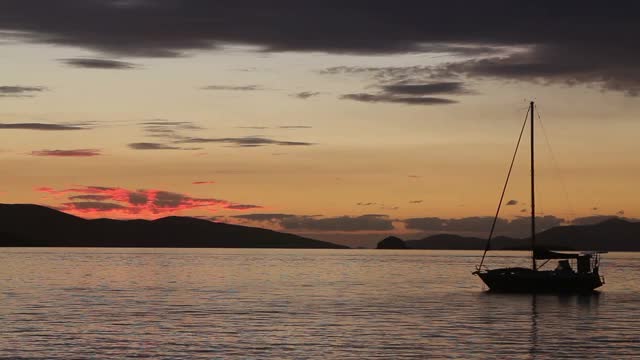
[59,58,139,69]
[61,201,126,211]
[0,2,555,56]
[176,136,314,147]
[404,215,564,238]
[570,215,618,226]
[280,214,394,232]
[340,93,457,106]
[224,204,262,210]
[153,191,186,208]
[381,82,469,95]
[128,192,148,205]
[192,181,215,185]
[139,119,202,141]
[236,125,312,130]
[0,86,47,97]
[0,123,87,130]
[321,66,435,83]
[1,2,638,93]
[232,213,394,232]
[128,142,182,150]
[143,127,178,138]
[201,85,263,91]
[30,149,101,157]
[68,194,112,201]
[141,120,200,128]
[409,200,423,204]
[506,200,518,206]
[291,91,320,99]
[339,78,468,106]
[433,45,640,96]
[357,202,376,206]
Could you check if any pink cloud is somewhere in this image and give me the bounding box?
[30,149,101,157]
[35,185,262,219]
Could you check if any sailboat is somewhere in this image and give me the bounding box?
[473,101,605,293]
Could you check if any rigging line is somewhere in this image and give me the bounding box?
[478,106,530,270]
[536,108,576,221]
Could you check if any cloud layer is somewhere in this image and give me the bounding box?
[339,81,470,105]
[176,136,313,147]
[291,91,320,99]
[0,123,88,131]
[340,93,458,106]
[404,215,565,238]
[1,2,637,93]
[60,58,139,69]
[201,85,263,91]
[0,86,47,97]
[232,213,394,232]
[128,142,182,150]
[30,149,101,157]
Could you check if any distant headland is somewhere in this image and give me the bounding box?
[380,217,640,252]
[0,204,347,249]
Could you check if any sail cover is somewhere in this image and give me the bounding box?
[534,248,580,259]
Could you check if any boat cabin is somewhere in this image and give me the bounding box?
[534,249,604,275]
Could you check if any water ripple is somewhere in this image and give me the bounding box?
[0,248,639,359]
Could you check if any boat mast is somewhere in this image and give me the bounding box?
[530,101,537,271]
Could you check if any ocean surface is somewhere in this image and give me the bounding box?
[1,248,639,359]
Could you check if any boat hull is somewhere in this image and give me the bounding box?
[477,267,603,293]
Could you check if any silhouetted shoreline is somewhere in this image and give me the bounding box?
[0,204,347,249]
[2,204,639,251]
[397,218,640,251]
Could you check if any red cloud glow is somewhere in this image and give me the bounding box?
[36,185,262,219]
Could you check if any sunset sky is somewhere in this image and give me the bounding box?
[1,1,639,246]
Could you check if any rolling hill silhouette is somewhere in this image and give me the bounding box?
[406,218,640,251]
[0,204,347,249]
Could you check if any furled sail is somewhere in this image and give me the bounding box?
[533,248,580,260]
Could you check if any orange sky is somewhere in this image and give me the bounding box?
[1,4,639,246]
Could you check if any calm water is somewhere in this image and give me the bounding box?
[1,248,639,359]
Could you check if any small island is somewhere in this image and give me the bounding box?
[376,236,408,249]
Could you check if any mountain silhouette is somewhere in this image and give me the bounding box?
[533,218,640,251]
[0,204,348,249]
[405,218,640,251]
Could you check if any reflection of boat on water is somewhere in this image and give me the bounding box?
[473,101,605,293]
[474,291,602,356]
